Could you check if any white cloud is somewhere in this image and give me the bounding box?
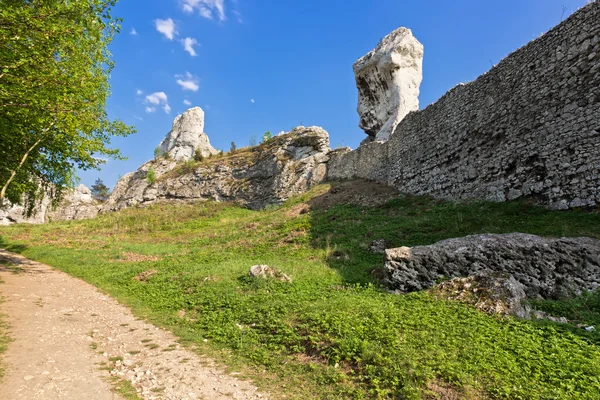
[155,18,177,40]
[181,37,199,56]
[175,72,200,92]
[134,115,144,121]
[144,92,170,114]
[181,0,226,21]
[130,28,138,35]
[136,89,143,95]
[250,98,255,103]
[183,100,192,106]
[145,92,168,105]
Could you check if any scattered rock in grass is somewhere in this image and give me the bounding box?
[431,273,531,318]
[383,233,600,299]
[328,250,350,262]
[248,265,292,283]
[369,239,388,254]
[133,269,158,282]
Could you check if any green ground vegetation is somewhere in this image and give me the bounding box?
[1,182,600,399]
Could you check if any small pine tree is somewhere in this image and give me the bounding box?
[249,134,257,147]
[230,141,237,153]
[91,178,110,202]
[262,131,273,143]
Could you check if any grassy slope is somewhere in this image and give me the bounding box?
[1,182,600,399]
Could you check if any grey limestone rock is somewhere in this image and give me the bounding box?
[248,265,292,282]
[383,233,600,299]
[103,126,331,212]
[46,184,101,221]
[158,107,217,161]
[354,27,423,141]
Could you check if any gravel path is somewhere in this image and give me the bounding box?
[0,250,268,400]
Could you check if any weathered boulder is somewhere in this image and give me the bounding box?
[431,273,531,318]
[46,184,101,221]
[103,126,331,212]
[0,197,50,226]
[354,27,423,141]
[248,265,292,282]
[383,233,600,299]
[158,107,217,161]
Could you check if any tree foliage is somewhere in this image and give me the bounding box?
[0,0,135,212]
[262,131,273,143]
[90,178,110,202]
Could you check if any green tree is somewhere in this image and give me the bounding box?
[262,131,273,143]
[229,141,237,153]
[90,178,110,202]
[0,0,135,214]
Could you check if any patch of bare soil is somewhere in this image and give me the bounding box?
[0,250,268,400]
[308,180,399,209]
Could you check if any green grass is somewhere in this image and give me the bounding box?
[1,182,600,399]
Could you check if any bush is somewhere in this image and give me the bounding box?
[262,131,273,143]
[146,168,156,184]
[194,148,204,162]
[230,141,237,154]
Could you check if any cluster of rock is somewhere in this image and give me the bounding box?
[103,108,331,211]
[329,1,600,210]
[0,184,100,225]
[383,233,600,301]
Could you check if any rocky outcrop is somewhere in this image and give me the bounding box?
[354,27,423,142]
[0,197,50,226]
[0,184,100,225]
[46,184,101,221]
[431,273,531,319]
[383,233,600,299]
[103,126,331,212]
[158,107,217,161]
[328,2,600,209]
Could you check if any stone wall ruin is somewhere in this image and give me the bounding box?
[329,2,600,209]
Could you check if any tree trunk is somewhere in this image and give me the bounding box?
[0,137,43,203]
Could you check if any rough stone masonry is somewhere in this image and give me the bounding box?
[329,1,600,209]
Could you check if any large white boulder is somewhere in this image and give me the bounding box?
[158,107,217,161]
[354,27,423,141]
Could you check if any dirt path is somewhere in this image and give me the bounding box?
[0,250,267,400]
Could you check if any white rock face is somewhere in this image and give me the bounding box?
[158,107,217,161]
[354,27,423,141]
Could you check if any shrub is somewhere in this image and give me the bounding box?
[194,148,204,162]
[146,168,156,184]
[262,131,273,143]
[230,142,237,154]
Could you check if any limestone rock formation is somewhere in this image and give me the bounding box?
[158,107,217,161]
[383,233,600,299]
[46,184,101,221]
[0,197,50,226]
[248,265,292,282]
[354,27,423,141]
[103,126,331,212]
[0,184,99,225]
[431,273,531,318]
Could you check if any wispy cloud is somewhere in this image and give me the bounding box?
[136,89,143,95]
[155,18,177,40]
[181,37,199,56]
[250,98,255,103]
[181,0,226,21]
[145,92,170,114]
[134,115,144,121]
[175,72,200,92]
[130,27,138,35]
[183,100,192,106]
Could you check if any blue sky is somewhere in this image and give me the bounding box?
[82,0,589,189]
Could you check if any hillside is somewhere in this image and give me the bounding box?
[2,181,600,399]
